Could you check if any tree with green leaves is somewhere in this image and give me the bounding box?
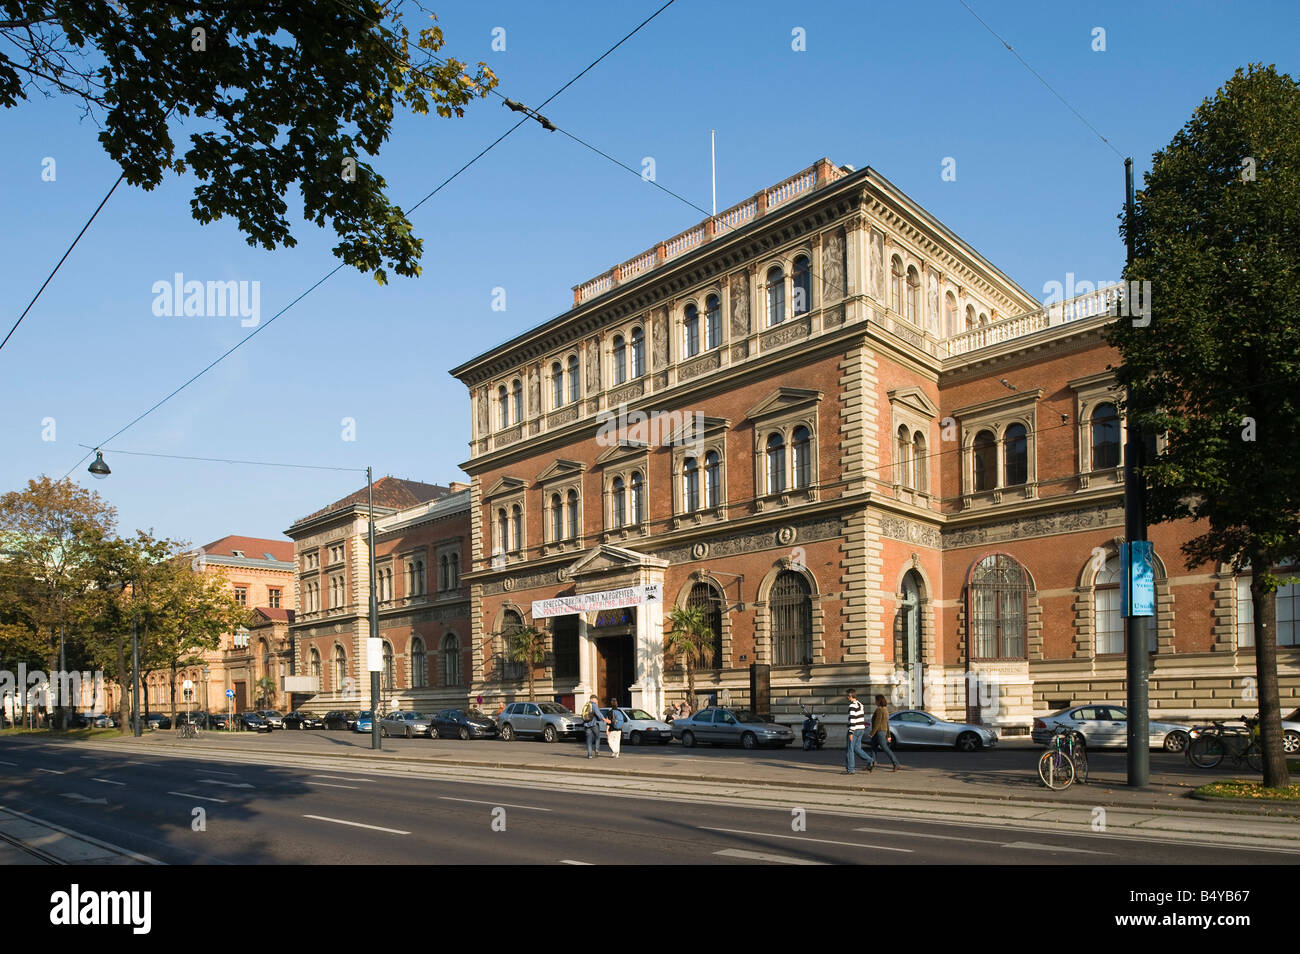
[0,1,497,283]
[1109,64,1300,788]
[665,605,713,703]
[506,624,547,702]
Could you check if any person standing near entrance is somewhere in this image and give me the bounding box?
[843,689,874,775]
[582,694,605,759]
[872,694,901,771]
[607,697,624,758]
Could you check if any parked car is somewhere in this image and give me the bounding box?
[1284,708,1300,754]
[143,713,172,730]
[83,713,118,729]
[612,707,673,745]
[282,711,325,730]
[237,711,272,733]
[256,710,285,729]
[433,708,498,740]
[671,707,795,749]
[496,702,584,742]
[1032,704,1191,751]
[886,709,997,751]
[380,711,433,738]
[324,710,357,731]
[353,711,374,733]
[206,711,230,730]
[175,711,205,727]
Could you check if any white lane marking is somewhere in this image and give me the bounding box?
[715,848,826,865]
[59,793,107,805]
[303,815,410,835]
[0,760,16,766]
[203,770,240,777]
[198,779,253,788]
[91,778,125,786]
[36,768,66,775]
[699,827,912,854]
[312,775,372,782]
[854,826,1108,854]
[439,796,551,812]
[308,781,359,790]
[559,859,592,865]
[169,791,227,804]
[1003,841,1106,855]
[124,761,151,766]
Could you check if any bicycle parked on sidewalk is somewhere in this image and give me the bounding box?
[1038,724,1088,790]
[1186,714,1262,771]
[175,711,201,740]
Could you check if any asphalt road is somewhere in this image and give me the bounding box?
[1,737,1294,865]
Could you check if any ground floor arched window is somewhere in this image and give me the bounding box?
[770,571,812,666]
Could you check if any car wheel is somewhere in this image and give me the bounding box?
[459,726,470,741]
[500,723,515,742]
[681,731,696,748]
[629,731,643,746]
[542,724,557,743]
[1163,730,1189,753]
[405,727,413,739]
[1283,731,1300,755]
[956,731,981,752]
[381,725,388,738]
[741,732,757,750]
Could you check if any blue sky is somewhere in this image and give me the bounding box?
[1,0,1294,547]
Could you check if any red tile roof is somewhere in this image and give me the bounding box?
[294,477,452,525]
[252,607,295,623]
[200,535,294,563]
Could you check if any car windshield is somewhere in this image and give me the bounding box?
[625,709,654,720]
[538,703,570,715]
[357,711,372,719]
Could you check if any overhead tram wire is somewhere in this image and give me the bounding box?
[75,444,366,474]
[62,3,677,480]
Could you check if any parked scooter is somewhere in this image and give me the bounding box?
[801,703,827,750]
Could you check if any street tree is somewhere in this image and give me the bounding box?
[507,625,547,702]
[1108,64,1300,787]
[665,605,713,703]
[0,1,498,283]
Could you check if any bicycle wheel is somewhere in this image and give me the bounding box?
[1071,748,1089,785]
[1187,735,1224,768]
[1244,744,1263,773]
[1039,749,1075,790]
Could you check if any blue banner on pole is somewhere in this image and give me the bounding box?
[1122,541,1156,617]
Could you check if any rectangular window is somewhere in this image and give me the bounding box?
[1239,576,1300,648]
[234,586,247,607]
[1095,587,1122,654]
[268,588,281,609]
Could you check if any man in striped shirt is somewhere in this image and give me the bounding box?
[844,689,875,774]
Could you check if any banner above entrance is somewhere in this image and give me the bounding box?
[532,583,663,619]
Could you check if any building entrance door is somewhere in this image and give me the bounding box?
[233,681,247,713]
[596,634,634,707]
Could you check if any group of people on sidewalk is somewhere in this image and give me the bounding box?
[844,689,901,775]
[580,694,627,758]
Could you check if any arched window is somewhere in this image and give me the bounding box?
[683,303,700,357]
[973,429,997,492]
[497,384,509,427]
[629,471,644,525]
[439,555,449,591]
[891,257,904,314]
[384,567,392,601]
[767,265,785,325]
[965,304,976,330]
[1091,402,1120,469]
[766,432,786,494]
[415,558,424,595]
[333,645,347,690]
[500,610,524,681]
[771,571,812,666]
[683,457,700,512]
[705,294,721,349]
[510,379,522,422]
[551,361,564,408]
[496,508,508,554]
[978,312,988,326]
[897,424,912,488]
[630,327,645,378]
[970,554,1028,659]
[793,255,812,315]
[442,633,461,686]
[792,425,812,489]
[905,266,920,323]
[944,292,957,337]
[550,493,563,543]
[686,582,723,670]
[1004,423,1028,486]
[913,431,928,493]
[612,476,626,528]
[411,637,427,688]
[510,505,523,551]
[382,641,394,690]
[613,335,627,385]
[310,648,321,682]
[704,450,721,508]
[567,354,580,403]
[449,553,459,588]
[1094,554,1122,654]
[566,489,579,539]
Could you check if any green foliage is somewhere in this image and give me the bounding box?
[665,605,713,699]
[507,624,547,702]
[0,1,498,283]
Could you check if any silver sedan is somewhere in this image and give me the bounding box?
[886,709,998,751]
[1032,704,1191,751]
[379,711,432,738]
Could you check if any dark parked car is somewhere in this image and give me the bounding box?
[283,711,325,730]
[433,708,498,740]
[236,711,272,733]
[143,713,172,730]
[324,710,358,731]
[671,707,795,749]
[205,711,230,730]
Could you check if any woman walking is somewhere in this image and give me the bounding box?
[871,694,901,771]
[607,697,624,758]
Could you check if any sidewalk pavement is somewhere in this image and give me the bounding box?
[0,805,159,864]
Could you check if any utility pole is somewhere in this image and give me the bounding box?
[1123,156,1150,787]
[368,466,381,752]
